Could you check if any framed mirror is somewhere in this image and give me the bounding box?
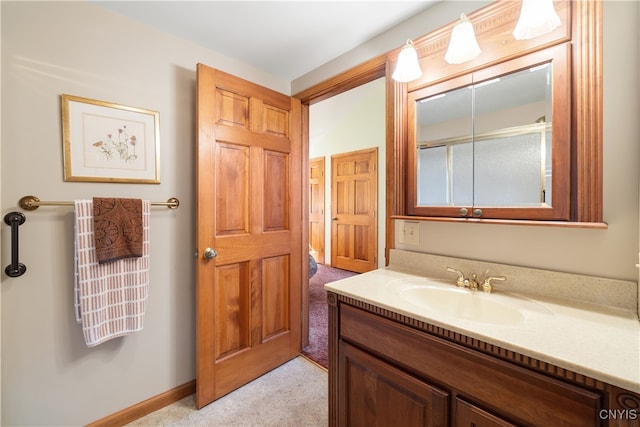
[407,43,571,221]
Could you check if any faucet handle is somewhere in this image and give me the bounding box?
[446,267,468,288]
[481,276,506,293]
[469,273,479,290]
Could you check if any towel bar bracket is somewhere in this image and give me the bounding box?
[166,197,180,209]
[4,212,27,278]
[19,195,43,211]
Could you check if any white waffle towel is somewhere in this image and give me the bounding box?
[74,199,150,347]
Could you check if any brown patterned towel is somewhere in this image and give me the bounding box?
[93,197,143,264]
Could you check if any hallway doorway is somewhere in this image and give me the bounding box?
[308,77,386,273]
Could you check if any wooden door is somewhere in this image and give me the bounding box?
[195,64,302,408]
[331,148,377,273]
[309,157,325,264]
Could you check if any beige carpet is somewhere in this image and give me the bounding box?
[126,356,327,426]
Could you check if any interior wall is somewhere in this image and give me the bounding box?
[309,77,386,268]
[0,1,288,425]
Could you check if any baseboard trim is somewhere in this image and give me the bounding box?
[87,379,196,427]
[299,353,328,372]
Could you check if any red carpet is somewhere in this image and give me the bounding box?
[302,264,358,368]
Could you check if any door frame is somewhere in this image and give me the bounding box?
[296,57,391,270]
[298,60,389,350]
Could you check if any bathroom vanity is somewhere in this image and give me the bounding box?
[326,250,640,426]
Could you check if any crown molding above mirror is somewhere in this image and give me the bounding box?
[404,0,571,91]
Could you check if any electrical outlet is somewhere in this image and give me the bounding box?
[399,221,420,245]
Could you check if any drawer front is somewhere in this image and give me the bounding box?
[339,303,602,426]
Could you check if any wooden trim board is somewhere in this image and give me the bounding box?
[86,380,196,427]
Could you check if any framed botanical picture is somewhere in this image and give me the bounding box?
[61,94,160,183]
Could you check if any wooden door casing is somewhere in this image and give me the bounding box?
[309,157,325,264]
[331,148,377,273]
[196,64,302,408]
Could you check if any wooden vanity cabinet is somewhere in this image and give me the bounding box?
[328,293,640,427]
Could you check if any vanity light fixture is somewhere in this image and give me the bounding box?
[392,39,423,83]
[444,14,481,65]
[513,0,561,40]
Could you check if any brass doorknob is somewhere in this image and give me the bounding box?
[203,248,218,260]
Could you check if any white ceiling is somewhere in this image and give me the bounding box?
[93,1,438,81]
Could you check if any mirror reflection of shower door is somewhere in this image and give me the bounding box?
[331,148,377,274]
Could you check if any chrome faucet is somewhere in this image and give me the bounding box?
[446,267,506,293]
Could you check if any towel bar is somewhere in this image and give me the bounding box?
[18,196,180,211]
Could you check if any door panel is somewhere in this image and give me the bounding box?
[196,64,302,408]
[216,143,249,234]
[214,263,249,360]
[262,255,289,339]
[264,151,289,231]
[331,148,377,273]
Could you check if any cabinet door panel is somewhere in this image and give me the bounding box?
[338,341,448,427]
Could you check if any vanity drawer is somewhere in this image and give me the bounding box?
[339,303,602,426]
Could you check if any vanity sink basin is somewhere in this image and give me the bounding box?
[399,285,527,325]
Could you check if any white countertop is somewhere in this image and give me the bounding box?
[325,267,640,394]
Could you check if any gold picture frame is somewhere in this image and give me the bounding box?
[61,94,160,183]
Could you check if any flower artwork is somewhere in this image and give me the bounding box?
[62,94,160,183]
[93,126,139,163]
